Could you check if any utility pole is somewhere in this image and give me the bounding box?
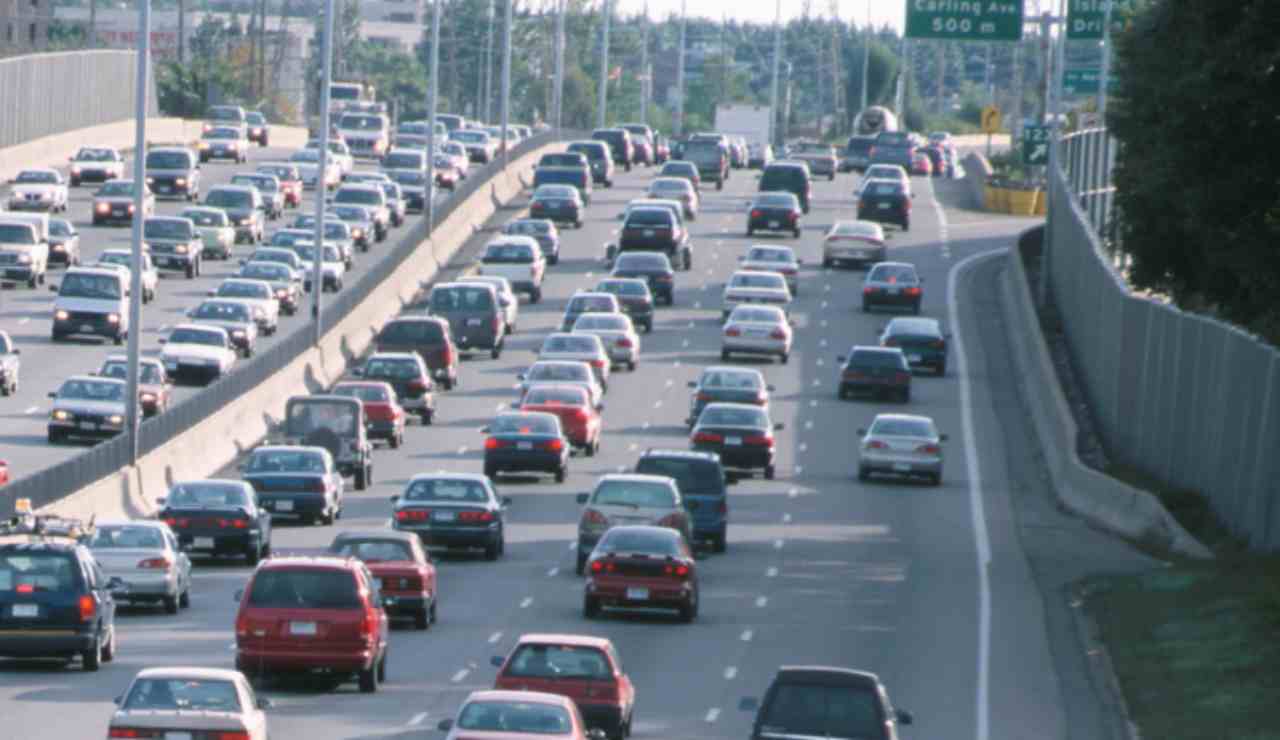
[1098,0,1115,118]
[859,0,869,115]
[935,41,945,115]
[828,0,843,137]
[483,0,495,122]
[426,0,441,227]
[985,42,993,106]
[639,0,649,126]
[1037,11,1053,124]
[312,0,335,347]
[499,0,512,164]
[553,0,566,132]
[596,0,611,129]
[894,37,907,116]
[768,0,781,147]
[125,0,150,465]
[177,0,185,63]
[674,0,686,135]
[1040,1,1067,306]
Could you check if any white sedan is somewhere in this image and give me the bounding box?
[108,667,271,740]
[209,278,281,335]
[95,249,159,303]
[457,274,519,333]
[572,312,640,371]
[7,168,69,212]
[721,269,793,320]
[159,324,238,384]
[288,149,343,191]
[739,244,801,295]
[537,332,611,389]
[721,304,793,364]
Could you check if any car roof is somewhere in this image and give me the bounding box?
[886,317,942,333]
[408,471,490,484]
[639,448,721,463]
[331,529,418,544]
[596,473,675,486]
[134,666,249,682]
[872,412,935,424]
[208,184,256,195]
[65,265,126,278]
[61,375,119,388]
[514,633,614,649]
[465,689,576,708]
[252,444,329,456]
[773,666,881,687]
[103,354,162,367]
[95,519,170,530]
[368,351,422,362]
[868,261,917,271]
[255,554,357,571]
[486,235,541,248]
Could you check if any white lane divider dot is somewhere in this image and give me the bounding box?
[682,339,690,347]
[654,400,663,408]
[821,300,829,308]
[451,668,470,683]
[824,283,832,292]
[628,443,639,451]
[782,513,792,524]
[488,631,503,644]
[665,379,674,387]
[519,597,533,609]
[816,358,824,367]
[24,406,38,415]
[409,712,429,726]
[820,338,828,347]
[741,629,754,642]
[799,443,808,452]
[755,595,768,608]
[804,420,814,430]
[773,539,784,550]
[586,271,594,279]
[546,567,559,577]
[788,487,799,498]
[688,321,696,328]
[673,360,681,367]
[795,465,804,475]
[705,708,721,723]
[724,666,738,680]
[820,319,828,327]
[616,465,627,472]
[693,301,702,309]
[766,566,778,578]
[458,446,468,455]
[809,400,818,408]
[17,317,29,325]
[641,421,650,430]
[812,379,821,387]
[495,402,506,412]
[568,541,577,551]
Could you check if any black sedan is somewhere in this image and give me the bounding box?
[389,472,512,560]
[157,479,272,564]
[611,251,675,306]
[529,184,584,228]
[880,316,949,375]
[240,445,344,525]
[690,402,783,480]
[482,411,570,482]
[685,366,773,427]
[595,277,655,333]
[857,179,912,231]
[746,192,803,238]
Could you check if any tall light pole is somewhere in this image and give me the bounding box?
[858,0,869,114]
[596,0,611,129]
[483,0,495,122]
[124,0,151,465]
[1098,0,1115,118]
[894,37,908,115]
[767,0,781,147]
[553,0,566,132]
[426,0,441,227]
[639,0,649,126]
[499,0,513,163]
[312,0,335,347]
[674,0,686,135]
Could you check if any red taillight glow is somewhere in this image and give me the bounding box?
[693,431,723,444]
[16,583,34,594]
[109,729,157,739]
[408,379,429,393]
[905,287,921,296]
[485,438,507,450]
[657,512,684,529]
[883,338,897,346]
[137,557,172,570]
[788,211,799,222]
[867,440,888,449]
[863,286,875,295]
[931,340,946,349]
[540,438,565,452]
[917,444,941,455]
[696,392,712,403]
[656,275,672,282]
[589,559,616,573]
[589,359,606,369]
[218,518,248,529]
[359,608,376,639]
[617,337,633,348]
[235,613,249,638]
[744,434,773,447]
[896,372,911,384]
[583,509,609,526]
[750,209,762,218]
[441,344,454,366]
[79,594,96,622]
[214,732,251,740]
[769,329,786,340]
[458,510,495,523]
[396,509,431,522]
[663,563,691,577]
[725,327,741,337]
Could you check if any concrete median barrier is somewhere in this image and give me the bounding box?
[41,145,554,522]
[998,227,1211,559]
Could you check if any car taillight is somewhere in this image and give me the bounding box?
[214,732,251,740]
[863,286,876,295]
[218,518,249,529]
[137,556,172,570]
[867,440,888,449]
[725,327,741,337]
[744,434,773,447]
[905,287,921,296]
[695,392,712,403]
[843,370,865,380]
[693,431,723,444]
[769,329,786,340]
[750,209,762,218]
[589,358,606,369]
[663,563,691,578]
[109,729,159,738]
[162,517,189,528]
[458,510,495,523]
[408,379,429,393]
[540,438,565,452]
[572,408,590,422]
[441,343,454,366]
[896,372,911,384]
[310,478,328,493]
[917,444,941,454]
[868,146,877,157]
[657,512,684,529]
[583,509,609,526]
[883,338,897,346]
[359,608,376,639]
[589,559,615,573]
[235,613,249,638]
[396,509,431,522]
[931,339,945,349]
[789,211,799,222]
[79,594,96,622]
[616,337,633,348]
[485,438,509,450]
[718,500,728,514]
[492,315,503,333]
[529,265,539,277]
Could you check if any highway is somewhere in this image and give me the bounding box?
[0,140,445,479]
[0,157,1076,739]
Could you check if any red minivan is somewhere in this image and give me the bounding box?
[234,556,390,693]
[492,634,635,740]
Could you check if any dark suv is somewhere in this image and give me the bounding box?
[615,207,692,270]
[760,162,813,213]
[591,128,633,171]
[567,140,614,187]
[870,130,915,170]
[422,282,505,359]
[0,510,123,671]
[684,139,729,190]
[635,449,730,552]
[374,315,459,390]
[741,666,913,740]
[857,179,911,231]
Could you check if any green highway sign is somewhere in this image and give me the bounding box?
[904,0,1026,41]
[1062,67,1119,96]
[1066,0,1138,40]
[1022,125,1051,166]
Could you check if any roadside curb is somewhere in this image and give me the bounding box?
[1069,580,1143,740]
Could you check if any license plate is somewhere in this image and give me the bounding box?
[433,511,456,522]
[466,318,483,326]
[908,354,922,362]
[276,500,294,512]
[626,587,649,601]
[81,324,95,332]
[769,220,779,228]
[11,604,37,618]
[164,734,193,740]
[194,537,215,549]
[289,621,317,636]
[893,463,911,472]
[726,436,742,446]
[159,185,171,193]
[78,421,96,430]
[517,441,533,450]
[887,287,900,295]
[643,229,655,237]
[878,202,892,209]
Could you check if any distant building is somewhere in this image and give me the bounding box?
[0,0,53,55]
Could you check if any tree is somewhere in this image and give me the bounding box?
[1109,0,1280,341]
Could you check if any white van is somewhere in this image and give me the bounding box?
[49,266,130,344]
[0,212,50,288]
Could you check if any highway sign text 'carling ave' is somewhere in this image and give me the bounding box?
[904,0,1026,41]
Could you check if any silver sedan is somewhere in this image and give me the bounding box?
[739,244,801,295]
[86,520,192,614]
[572,312,640,371]
[856,413,947,486]
[721,304,793,364]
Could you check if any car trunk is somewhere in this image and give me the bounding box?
[522,402,589,439]
[844,361,910,387]
[239,605,367,654]
[395,502,496,535]
[164,507,254,539]
[692,425,771,454]
[367,562,424,597]
[91,548,167,579]
[110,710,249,736]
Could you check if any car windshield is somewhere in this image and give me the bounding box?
[456,700,573,735]
[332,384,390,403]
[271,232,305,247]
[662,163,695,175]
[701,370,762,390]
[431,286,494,311]
[832,222,881,239]
[505,220,551,236]
[754,194,797,208]
[294,244,342,263]
[122,678,241,712]
[246,449,326,473]
[0,224,35,244]
[505,644,611,679]
[218,282,268,299]
[636,458,724,495]
[760,682,885,737]
[58,378,125,402]
[867,264,917,283]
[391,170,427,186]
[242,262,289,280]
[699,406,766,427]
[100,361,163,384]
[364,358,422,380]
[731,273,786,289]
[542,335,598,354]
[97,181,133,196]
[876,132,911,147]
[75,148,116,162]
[338,114,384,131]
[598,527,682,555]
[568,296,614,313]
[380,320,445,343]
[615,254,667,271]
[182,209,228,227]
[15,170,58,183]
[452,131,488,143]
[870,416,934,438]
[168,328,225,346]
[865,166,903,181]
[490,414,559,435]
[331,205,371,222]
[575,315,627,331]
[383,152,421,169]
[145,152,190,169]
[144,220,192,240]
[626,209,671,227]
[334,188,381,206]
[483,243,534,263]
[232,176,276,192]
[204,128,240,140]
[193,302,250,321]
[208,106,242,121]
[248,568,358,608]
[593,480,675,508]
[246,112,265,125]
[527,363,589,383]
[88,525,164,550]
[251,250,296,265]
[290,150,320,163]
[403,477,489,503]
[849,349,904,368]
[258,165,296,180]
[49,219,73,237]
[285,400,358,436]
[59,273,121,299]
[205,190,252,209]
[331,538,413,562]
[541,154,585,167]
[524,386,589,406]
[166,482,251,508]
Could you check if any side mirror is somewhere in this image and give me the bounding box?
[207,289,217,296]
[856,428,866,436]
[489,655,505,668]
[155,496,167,507]
[47,391,57,398]
[836,355,847,363]
[516,373,526,381]
[257,697,274,710]
[944,332,953,339]
[48,283,59,292]
[766,384,776,391]
[501,496,513,508]
[157,338,168,345]
[575,493,589,505]
[739,696,760,712]
[106,576,127,591]
[389,494,400,503]
[113,695,123,705]
[773,422,785,431]
[479,426,490,434]
[939,433,949,442]
[350,367,364,377]
[233,588,244,602]
[686,381,697,388]
[12,349,19,355]
[437,719,455,731]
[896,709,913,725]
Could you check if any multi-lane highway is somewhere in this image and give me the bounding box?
[0,139,444,478]
[0,154,1088,739]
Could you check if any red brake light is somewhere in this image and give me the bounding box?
[867,440,888,449]
[441,343,454,366]
[590,560,604,573]
[541,438,565,452]
[744,434,773,447]
[396,509,430,522]
[905,287,921,296]
[458,510,495,523]
[693,431,723,444]
[917,444,941,455]
[863,286,875,295]
[896,372,911,384]
[883,338,897,346]
[718,500,728,514]
[16,583,34,594]
[589,359,606,369]
[484,438,506,450]
[215,733,251,740]
[583,508,609,526]
[217,518,248,529]
[79,594,96,622]
[769,329,786,340]
[359,608,376,639]
[725,327,741,337]
[408,379,429,393]
[616,337,633,348]
[109,730,155,739]
[137,557,172,570]
[663,563,691,577]
[656,275,673,282]
[695,392,711,402]
[750,209,762,218]
[310,478,327,493]
[789,211,799,222]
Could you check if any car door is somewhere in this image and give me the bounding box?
[85,555,117,640]
[251,488,273,547]
[164,529,192,595]
[236,674,270,739]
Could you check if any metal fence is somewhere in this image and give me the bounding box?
[4,132,567,512]
[0,50,158,149]
[1046,127,1280,548]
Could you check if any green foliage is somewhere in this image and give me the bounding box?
[1109,0,1280,342]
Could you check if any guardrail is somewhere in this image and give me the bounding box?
[4,133,567,512]
[0,50,157,149]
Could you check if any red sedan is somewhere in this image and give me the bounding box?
[258,163,304,207]
[331,380,406,448]
[328,530,438,630]
[911,151,933,176]
[520,383,602,456]
[583,525,699,622]
[0,459,8,486]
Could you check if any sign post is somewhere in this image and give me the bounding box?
[905,0,1025,41]
[980,104,1001,157]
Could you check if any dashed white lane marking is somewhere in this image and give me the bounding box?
[628,443,639,451]
[788,487,799,498]
[820,319,828,327]
[546,567,559,577]
[693,301,702,309]
[451,668,470,683]
[682,339,690,347]
[795,464,804,474]
[665,379,674,387]
[824,283,832,292]
[488,631,503,644]
[641,421,650,430]
[773,539,784,550]
[586,271,595,278]
[816,358,824,366]
[159,324,170,332]
[568,542,577,551]
[809,400,818,407]
[798,443,808,452]
[819,338,827,347]
[519,597,533,609]
[457,446,468,455]
[705,268,714,276]
[820,300,828,308]
[804,420,813,430]
[688,321,695,328]
[24,406,38,415]
[782,513,792,524]
[17,317,28,325]
[495,402,506,412]
[811,379,821,387]
[766,566,778,578]
[724,666,738,680]
[705,708,721,723]
[654,400,663,408]
[673,360,681,367]
[755,595,768,608]
[409,712,429,726]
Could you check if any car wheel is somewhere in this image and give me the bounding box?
[179,586,191,609]
[721,349,730,361]
[163,594,179,615]
[185,263,195,279]
[389,431,401,449]
[585,439,596,457]
[678,590,698,623]
[780,352,789,365]
[415,606,430,630]
[70,178,80,187]
[491,344,501,360]
[858,466,870,481]
[764,464,775,480]
[644,321,653,334]
[358,659,380,693]
[583,594,600,619]
[712,533,727,553]
[575,550,587,575]
[627,359,636,372]
[246,544,261,566]
[746,226,753,236]
[531,288,542,304]
[716,180,723,191]
[422,409,434,426]
[837,386,848,401]
[484,464,499,480]
[82,631,102,672]
[861,301,870,313]
[937,361,947,377]
[912,301,921,316]
[101,627,116,663]
[114,332,125,346]
[930,472,942,486]
[902,219,910,232]
[484,538,501,561]
[901,389,911,404]
[554,465,567,484]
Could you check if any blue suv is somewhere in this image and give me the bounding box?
[634,449,731,552]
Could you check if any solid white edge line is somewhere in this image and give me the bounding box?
[948,246,1004,740]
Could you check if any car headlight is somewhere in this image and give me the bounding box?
[52,409,70,421]
[140,392,157,402]
[95,203,110,213]
[276,289,288,298]
[146,177,155,184]
[198,141,209,149]
[238,217,252,225]
[54,309,69,321]
[106,313,120,324]
[352,228,363,238]
[175,244,187,254]
[231,329,246,338]
[252,128,262,135]
[16,254,31,264]
[71,165,81,174]
[108,414,125,426]
[175,178,186,186]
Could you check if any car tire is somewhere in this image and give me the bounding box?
[82,632,102,672]
[359,659,380,693]
[780,352,789,365]
[712,533,727,553]
[678,590,698,623]
[764,464,775,480]
[484,538,501,561]
[937,361,947,377]
[163,594,179,615]
[555,465,567,484]
[858,466,870,481]
[101,627,116,663]
[861,301,870,313]
[583,594,600,619]
[185,263,195,279]
[422,409,434,425]
[912,301,921,316]
[901,389,911,404]
[415,607,430,630]
[491,344,502,360]
[246,544,261,566]
[746,226,753,236]
[716,180,723,191]
[627,359,636,372]
[929,472,942,486]
[484,464,499,480]
[389,431,402,449]
[179,583,192,607]
[70,178,80,187]
[902,219,910,232]
[114,332,125,346]
[531,288,542,304]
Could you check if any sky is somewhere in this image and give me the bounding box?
[614,0,906,31]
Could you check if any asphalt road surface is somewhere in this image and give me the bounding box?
[0,158,1079,740]
[0,142,447,479]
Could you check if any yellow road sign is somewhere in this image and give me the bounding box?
[981,105,1002,134]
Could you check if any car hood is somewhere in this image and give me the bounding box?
[193,318,255,334]
[52,398,126,415]
[741,261,796,274]
[538,350,598,364]
[11,185,61,196]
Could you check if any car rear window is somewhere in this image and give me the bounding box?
[365,358,422,379]
[331,538,413,562]
[701,370,762,390]
[246,449,327,472]
[123,678,241,711]
[524,386,589,405]
[543,335,598,353]
[598,280,647,296]
[88,525,164,549]
[760,168,804,189]
[491,414,560,436]
[849,349,905,369]
[569,296,616,313]
[731,273,786,289]
[875,132,911,147]
[458,700,573,734]
[528,363,589,382]
[867,264,918,283]
[636,458,724,496]
[332,384,391,403]
[592,480,675,508]
[626,210,672,227]
[869,417,934,437]
[248,568,360,608]
[380,320,444,343]
[615,254,668,270]
[760,683,883,737]
[0,552,81,593]
[506,644,611,678]
[699,406,766,427]
[432,286,495,311]
[166,482,250,508]
[483,243,535,263]
[754,194,797,208]
[403,477,488,503]
[597,527,682,555]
